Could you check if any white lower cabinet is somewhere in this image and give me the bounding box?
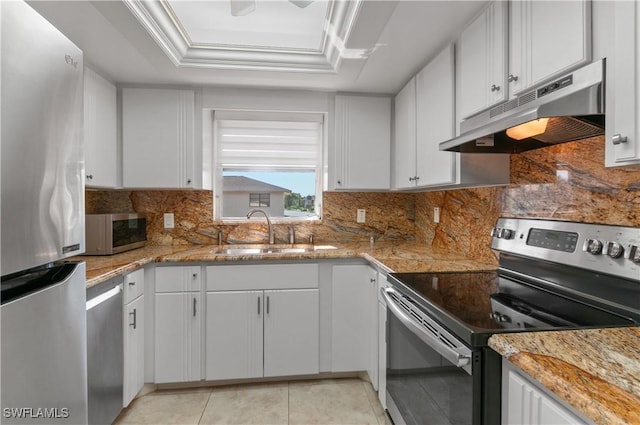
[331,264,378,387]
[205,264,320,381]
[502,360,592,425]
[205,289,319,380]
[154,266,202,384]
[377,276,388,409]
[123,268,145,407]
[123,294,144,406]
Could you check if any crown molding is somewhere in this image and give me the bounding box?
[123,0,365,73]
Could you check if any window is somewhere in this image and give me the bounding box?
[249,193,270,207]
[214,111,323,221]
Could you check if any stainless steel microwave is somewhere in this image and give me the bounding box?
[85,213,146,255]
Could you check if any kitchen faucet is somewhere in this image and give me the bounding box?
[246,208,275,244]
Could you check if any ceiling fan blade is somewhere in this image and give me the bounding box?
[289,0,314,8]
[230,0,256,16]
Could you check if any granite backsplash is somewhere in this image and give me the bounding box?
[86,136,640,263]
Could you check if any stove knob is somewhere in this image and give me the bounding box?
[604,241,624,259]
[490,312,511,323]
[491,227,500,237]
[625,245,640,263]
[498,228,514,239]
[583,239,603,255]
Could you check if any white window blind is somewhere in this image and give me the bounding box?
[216,112,323,170]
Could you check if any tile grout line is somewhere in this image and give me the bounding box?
[197,389,214,425]
[287,381,291,425]
[360,382,384,425]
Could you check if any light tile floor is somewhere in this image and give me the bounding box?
[114,378,392,425]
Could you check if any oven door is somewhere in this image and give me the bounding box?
[382,287,481,425]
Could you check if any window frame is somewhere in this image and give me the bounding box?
[213,110,326,223]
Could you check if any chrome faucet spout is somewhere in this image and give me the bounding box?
[246,208,275,244]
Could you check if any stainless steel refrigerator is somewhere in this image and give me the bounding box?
[1,1,87,423]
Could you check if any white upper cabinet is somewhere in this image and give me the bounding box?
[415,44,456,187]
[458,1,508,119]
[459,0,591,121]
[393,77,417,189]
[508,0,592,97]
[122,88,197,189]
[84,67,118,188]
[606,0,640,166]
[331,95,391,190]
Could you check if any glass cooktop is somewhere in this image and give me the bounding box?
[388,270,638,346]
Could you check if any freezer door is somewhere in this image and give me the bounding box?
[1,262,88,424]
[1,1,85,276]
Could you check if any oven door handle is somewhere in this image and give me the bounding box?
[382,287,472,370]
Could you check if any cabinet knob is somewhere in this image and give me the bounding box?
[612,134,628,145]
[337,180,342,185]
[187,179,192,184]
[86,174,93,180]
[490,84,501,92]
[507,74,519,83]
[128,281,136,286]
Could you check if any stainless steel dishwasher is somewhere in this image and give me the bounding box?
[86,276,123,425]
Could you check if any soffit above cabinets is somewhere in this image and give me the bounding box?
[28,1,490,93]
[124,0,377,74]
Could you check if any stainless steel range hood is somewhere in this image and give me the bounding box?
[440,59,605,153]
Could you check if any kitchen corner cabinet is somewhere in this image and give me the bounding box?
[122,88,197,189]
[502,360,592,425]
[606,0,640,167]
[205,264,319,381]
[154,266,202,384]
[123,268,144,407]
[331,264,378,387]
[415,44,456,187]
[396,44,492,190]
[458,1,508,119]
[84,67,118,188]
[331,95,391,190]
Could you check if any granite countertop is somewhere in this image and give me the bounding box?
[489,327,640,425]
[73,241,498,288]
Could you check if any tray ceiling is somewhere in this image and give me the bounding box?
[124,0,371,73]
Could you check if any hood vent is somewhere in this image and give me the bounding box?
[440,59,605,153]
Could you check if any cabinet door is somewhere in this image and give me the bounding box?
[509,0,591,96]
[123,295,144,407]
[84,67,118,188]
[205,291,263,380]
[377,300,387,409]
[606,1,640,166]
[122,88,195,188]
[264,289,319,377]
[394,77,417,189]
[415,44,456,187]
[331,265,376,373]
[458,1,507,119]
[504,367,589,425]
[333,95,391,190]
[154,292,201,383]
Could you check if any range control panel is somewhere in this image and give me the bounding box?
[491,218,640,281]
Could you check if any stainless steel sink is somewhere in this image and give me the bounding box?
[214,245,336,255]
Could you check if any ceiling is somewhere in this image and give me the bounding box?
[28,0,488,94]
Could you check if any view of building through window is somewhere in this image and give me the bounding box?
[222,171,316,218]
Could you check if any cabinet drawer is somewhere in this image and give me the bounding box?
[206,264,319,291]
[155,266,201,293]
[123,268,144,304]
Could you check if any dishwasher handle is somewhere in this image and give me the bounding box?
[86,284,122,311]
[381,287,472,371]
